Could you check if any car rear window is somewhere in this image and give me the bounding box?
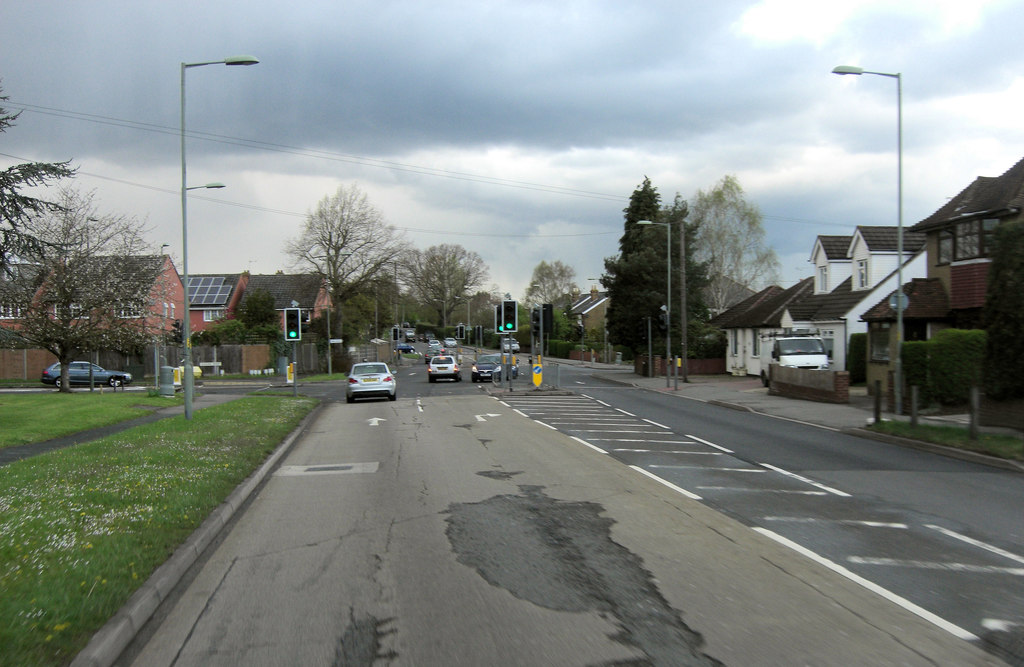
[354,364,388,374]
[432,357,453,364]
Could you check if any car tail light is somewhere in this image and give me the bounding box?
[348,377,358,384]
[384,375,393,382]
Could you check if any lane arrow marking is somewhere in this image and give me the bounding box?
[367,418,386,426]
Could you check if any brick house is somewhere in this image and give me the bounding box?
[186,273,249,333]
[861,155,1024,402]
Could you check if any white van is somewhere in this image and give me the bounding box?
[760,334,829,386]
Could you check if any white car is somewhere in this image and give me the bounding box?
[501,339,521,353]
[427,355,461,382]
[444,337,458,348]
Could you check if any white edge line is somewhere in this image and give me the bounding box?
[752,527,979,642]
[642,418,670,429]
[513,408,528,417]
[616,408,635,416]
[596,399,611,406]
[536,420,557,430]
[629,465,702,500]
[570,436,607,454]
[686,434,733,454]
[760,463,851,497]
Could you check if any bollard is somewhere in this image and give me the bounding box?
[873,380,881,425]
[910,385,919,427]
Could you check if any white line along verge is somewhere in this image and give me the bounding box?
[753,527,979,642]
[927,524,1024,565]
[570,436,607,454]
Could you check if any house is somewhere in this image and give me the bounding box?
[238,273,332,329]
[710,225,926,379]
[861,155,1024,399]
[186,273,249,333]
[709,278,812,378]
[570,285,609,336]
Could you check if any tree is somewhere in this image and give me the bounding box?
[0,87,76,273]
[286,183,408,321]
[522,260,578,307]
[403,244,488,327]
[982,220,1024,400]
[689,175,779,313]
[0,187,163,391]
[237,287,277,328]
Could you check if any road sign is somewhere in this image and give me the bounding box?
[533,362,542,387]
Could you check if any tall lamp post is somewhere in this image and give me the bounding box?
[181,55,259,420]
[638,220,672,387]
[832,65,904,413]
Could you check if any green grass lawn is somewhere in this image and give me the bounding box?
[867,420,1023,461]
[0,392,183,449]
[0,395,317,667]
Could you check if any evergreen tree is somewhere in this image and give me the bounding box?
[982,220,1024,400]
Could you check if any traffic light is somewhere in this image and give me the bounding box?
[391,326,400,341]
[501,300,518,332]
[542,303,554,334]
[577,324,585,339]
[475,325,483,342]
[494,304,502,332]
[531,307,541,336]
[456,324,465,339]
[284,308,302,340]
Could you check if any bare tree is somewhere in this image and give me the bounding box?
[690,175,780,313]
[522,260,578,307]
[404,244,488,327]
[0,187,165,391]
[286,184,408,304]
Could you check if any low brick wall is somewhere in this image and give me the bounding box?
[768,365,849,404]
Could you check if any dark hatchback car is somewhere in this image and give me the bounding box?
[471,353,517,383]
[41,361,133,388]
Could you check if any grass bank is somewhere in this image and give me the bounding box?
[0,392,182,450]
[0,395,317,666]
[868,420,1023,461]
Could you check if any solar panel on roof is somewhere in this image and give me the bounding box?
[188,276,233,306]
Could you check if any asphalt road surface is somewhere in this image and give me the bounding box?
[121,365,1002,666]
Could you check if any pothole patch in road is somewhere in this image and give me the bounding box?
[334,609,397,666]
[274,462,380,476]
[476,469,523,481]
[445,485,721,666]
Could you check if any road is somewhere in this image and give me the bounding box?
[121,356,1007,666]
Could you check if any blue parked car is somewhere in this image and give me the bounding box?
[41,361,133,388]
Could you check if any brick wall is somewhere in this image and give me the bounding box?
[768,365,850,404]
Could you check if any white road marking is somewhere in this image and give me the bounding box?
[754,528,978,641]
[613,449,722,455]
[926,524,1024,564]
[759,463,851,497]
[570,436,607,454]
[686,434,733,453]
[652,465,764,473]
[642,418,669,429]
[616,408,636,416]
[699,487,828,495]
[630,465,702,500]
[983,619,1023,632]
[763,516,908,529]
[474,413,502,422]
[848,556,1024,576]
[367,417,386,426]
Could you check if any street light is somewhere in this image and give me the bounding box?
[181,55,258,420]
[638,220,672,387]
[832,64,904,413]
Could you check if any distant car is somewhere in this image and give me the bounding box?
[41,361,133,388]
[501,339,521,353]
[346,362,397,403]
[444,337,458,348]
[427,355,461,382]
[404,329,416,341]
[395,342,416,354]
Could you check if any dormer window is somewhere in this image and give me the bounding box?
[818,266,828,292]
[856,259,868,289]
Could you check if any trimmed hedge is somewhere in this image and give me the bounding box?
[901,329,986,407]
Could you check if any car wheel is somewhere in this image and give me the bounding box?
[346,395,355,403]
[428,376,435,383]
[388,392,397,401]
[761,371,769,387]
[108,376,122,387]
[54,377,62,388]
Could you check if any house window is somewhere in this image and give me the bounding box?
[203,309,225,322]
[0,304,21,319]
[818,266,828,292]
[954,221,980,260]
[820,329,835,359]
[117,303,144,318]
[856,259,869,289]
[731,329,738,356]
[751,329,760,357]
[937,230,953,265]
[870,323,890,361]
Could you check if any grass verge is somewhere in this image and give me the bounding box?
[0,394,317,666]
[0,392,182,450]
[867,420,1023,461]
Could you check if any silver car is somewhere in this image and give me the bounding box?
[346,362,397,403]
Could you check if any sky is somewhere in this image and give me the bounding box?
[3,0,1024,304]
